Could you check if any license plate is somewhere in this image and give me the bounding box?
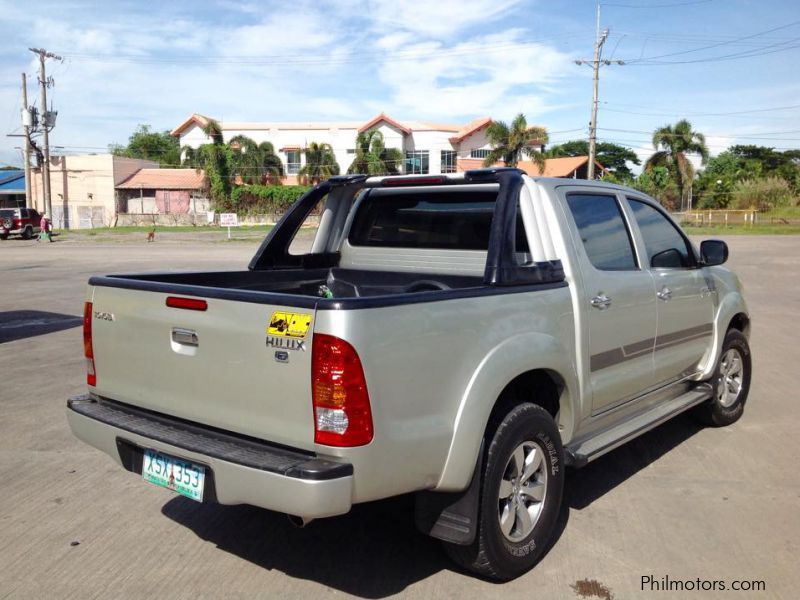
[142,449,205,502]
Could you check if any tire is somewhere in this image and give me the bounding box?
[694,329,751,427]
[22,226,32,240]
[0,233,7,241]
[443,403,564,580]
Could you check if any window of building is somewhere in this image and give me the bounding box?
[286,150,301,175]
[470,148,491,159]
[404,150,429,174]
[566,193,637,271]
[627,198,695,268]
[440,150,457,173]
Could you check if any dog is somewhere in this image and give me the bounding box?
[146,228,156,242]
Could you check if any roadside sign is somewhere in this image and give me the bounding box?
[219,213,238,227]
[219,213,238,240]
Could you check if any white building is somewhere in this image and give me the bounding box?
[171,112,547,183]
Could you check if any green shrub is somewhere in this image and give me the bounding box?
[229,185,311,215]
[732,176,795,211]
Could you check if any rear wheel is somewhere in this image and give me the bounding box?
[22,226,32,240]
[695,329,751,426]
[443,403,564,580]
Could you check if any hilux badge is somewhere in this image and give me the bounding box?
[266,336,306,351]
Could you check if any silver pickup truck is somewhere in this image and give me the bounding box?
[68,168,751,580]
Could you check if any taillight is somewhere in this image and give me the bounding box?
[83,302,96,387]
[312,334,373,447]
[166,296,208,311]
[382,176,446,187]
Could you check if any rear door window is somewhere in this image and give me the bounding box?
[565,193,637,270]
[349,189,529,252]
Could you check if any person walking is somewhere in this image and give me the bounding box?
[38,213,53,242]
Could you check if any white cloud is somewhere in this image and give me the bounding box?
[365,0,524,38]
[375,30,572,119]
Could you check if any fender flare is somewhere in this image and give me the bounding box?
[435,331,578,491]
[701,291,749,379]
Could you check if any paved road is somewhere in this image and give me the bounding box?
[0,236,797,599]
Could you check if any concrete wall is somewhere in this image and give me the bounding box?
[30,154,158,229]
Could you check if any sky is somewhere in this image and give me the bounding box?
[1,0,800,170]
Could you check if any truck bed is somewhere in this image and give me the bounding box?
[91,267,487,301]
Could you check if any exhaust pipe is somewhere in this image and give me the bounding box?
[287,514,314,528]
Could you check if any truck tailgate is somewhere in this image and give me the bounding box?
[89,285,316,451]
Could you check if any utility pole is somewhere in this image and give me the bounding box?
[29,47,61,220]
[575,3,623,180]
[20,73,32,208]
[587,27,608,180]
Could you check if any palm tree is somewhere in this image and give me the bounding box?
[299,142,340,185]
[202,118,224,145]
[483,113,549,169]
[645,119,709,210]
[347,130,404,175]
[257,141,284,183]
[228,135,284,184]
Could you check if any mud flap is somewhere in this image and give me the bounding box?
[414,441,483,545]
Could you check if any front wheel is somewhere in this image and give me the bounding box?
[443,403,564,580]
[695,329,752,427]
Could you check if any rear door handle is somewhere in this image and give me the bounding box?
[590,294,612,310]
[171,327,199,346]
[657,287,672,301]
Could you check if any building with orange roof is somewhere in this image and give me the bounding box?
[171,112,548,182]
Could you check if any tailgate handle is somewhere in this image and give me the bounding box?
[172,328,199,347]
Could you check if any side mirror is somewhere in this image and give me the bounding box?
[651,247,684,268]
[700,239,728,266]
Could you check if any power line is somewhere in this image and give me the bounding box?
[628,20,800,64]
[601,102,800,117]
[598,126,800,140]
[53,33,588,66]
[602,0,712,7]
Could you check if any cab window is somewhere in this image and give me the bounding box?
[627,198,695,268]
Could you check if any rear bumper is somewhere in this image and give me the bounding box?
[66,394,354,519]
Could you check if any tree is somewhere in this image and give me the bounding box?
[483,113,549,169]
[547,140,640,179]
[645,119,709,209]
[731,176,794,211]
[347,130,403,175]
[228,135,283,184]
[110,124,181,167]
[694,145,800,208]
[299,142,340,185]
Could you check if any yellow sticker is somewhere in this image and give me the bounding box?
[268,311,312,338]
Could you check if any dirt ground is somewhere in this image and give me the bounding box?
[0,234,797,599]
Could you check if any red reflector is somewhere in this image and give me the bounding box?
[382,176,446,187]
[312,334,373,447]
[83,302,96,387]
[166,296,208,311]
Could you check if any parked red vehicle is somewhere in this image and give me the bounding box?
[0,208,42,240]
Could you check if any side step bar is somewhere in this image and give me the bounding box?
[565,383,713,468]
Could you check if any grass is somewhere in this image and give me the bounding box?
[62,224,274,235]
[684,224,800,235]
